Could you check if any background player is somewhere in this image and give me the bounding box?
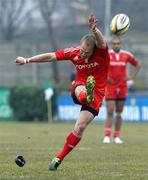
[16,14,110,170]
[103,37,141,144]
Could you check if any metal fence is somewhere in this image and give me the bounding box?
[0,40,147,90]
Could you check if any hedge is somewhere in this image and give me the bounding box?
[9,86,48,121]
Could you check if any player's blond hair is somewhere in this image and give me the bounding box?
[80,34,96,50]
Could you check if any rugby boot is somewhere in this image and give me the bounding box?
[49,157,62,171]
[86,75,95,103]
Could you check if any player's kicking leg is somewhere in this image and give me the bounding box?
[48,131,81,171]
[73,75,95,104]
[49,76,96,171]
[49,110,94,171]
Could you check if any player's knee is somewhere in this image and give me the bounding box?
[115,112,122,117]
[77,90,87,104]
[107,111,114,117]
[74,123,87,136]
[75,85,86,96]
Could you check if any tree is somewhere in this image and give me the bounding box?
[37,0,59,82]
[0,0,34,41]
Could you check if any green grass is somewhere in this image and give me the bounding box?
[0,121,148,180]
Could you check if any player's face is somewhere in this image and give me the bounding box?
[112,39,121,52]
[80,42,93,59]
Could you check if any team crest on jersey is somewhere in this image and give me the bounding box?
[123,55,128,60]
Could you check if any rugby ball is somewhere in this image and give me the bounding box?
[110,13,130,36]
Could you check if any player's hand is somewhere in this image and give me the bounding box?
[88,14,97,31]
[15,57,27,65]
[124,75,134,81]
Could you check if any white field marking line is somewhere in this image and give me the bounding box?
[79,171,148,178]
[78,147,92,151]
[78,171,124,178]
[0,147,48,151]
[0,175,37,179]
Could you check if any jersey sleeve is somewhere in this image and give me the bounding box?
[96,41,110,62]
[55,49,69,61]
[97,40,108,52]
[127,52,139,66]
[55,47,78,61]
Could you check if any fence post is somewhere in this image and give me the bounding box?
[47,99,53,123]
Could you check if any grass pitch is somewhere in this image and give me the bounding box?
[0,121,148,180]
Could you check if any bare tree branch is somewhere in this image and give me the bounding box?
[0,0,35,40]
[37,0,57,49]
[37,0,59,82]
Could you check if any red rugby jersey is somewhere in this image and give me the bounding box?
[108,49,139,86]
[55,46,110,91]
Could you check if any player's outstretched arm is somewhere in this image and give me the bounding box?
[88,14,106,49]
[15,52,57,65]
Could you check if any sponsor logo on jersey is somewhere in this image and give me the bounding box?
[73,56,79,61]
[110,61,126,66]
[76,62,99,69]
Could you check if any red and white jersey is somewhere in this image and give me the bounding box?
[108,49,139,87]
[55,46,110,92]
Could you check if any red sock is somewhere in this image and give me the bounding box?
[114,131,120,138]
[57,132,81,161]
[77,90,87,104]
[105,128,111,137]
